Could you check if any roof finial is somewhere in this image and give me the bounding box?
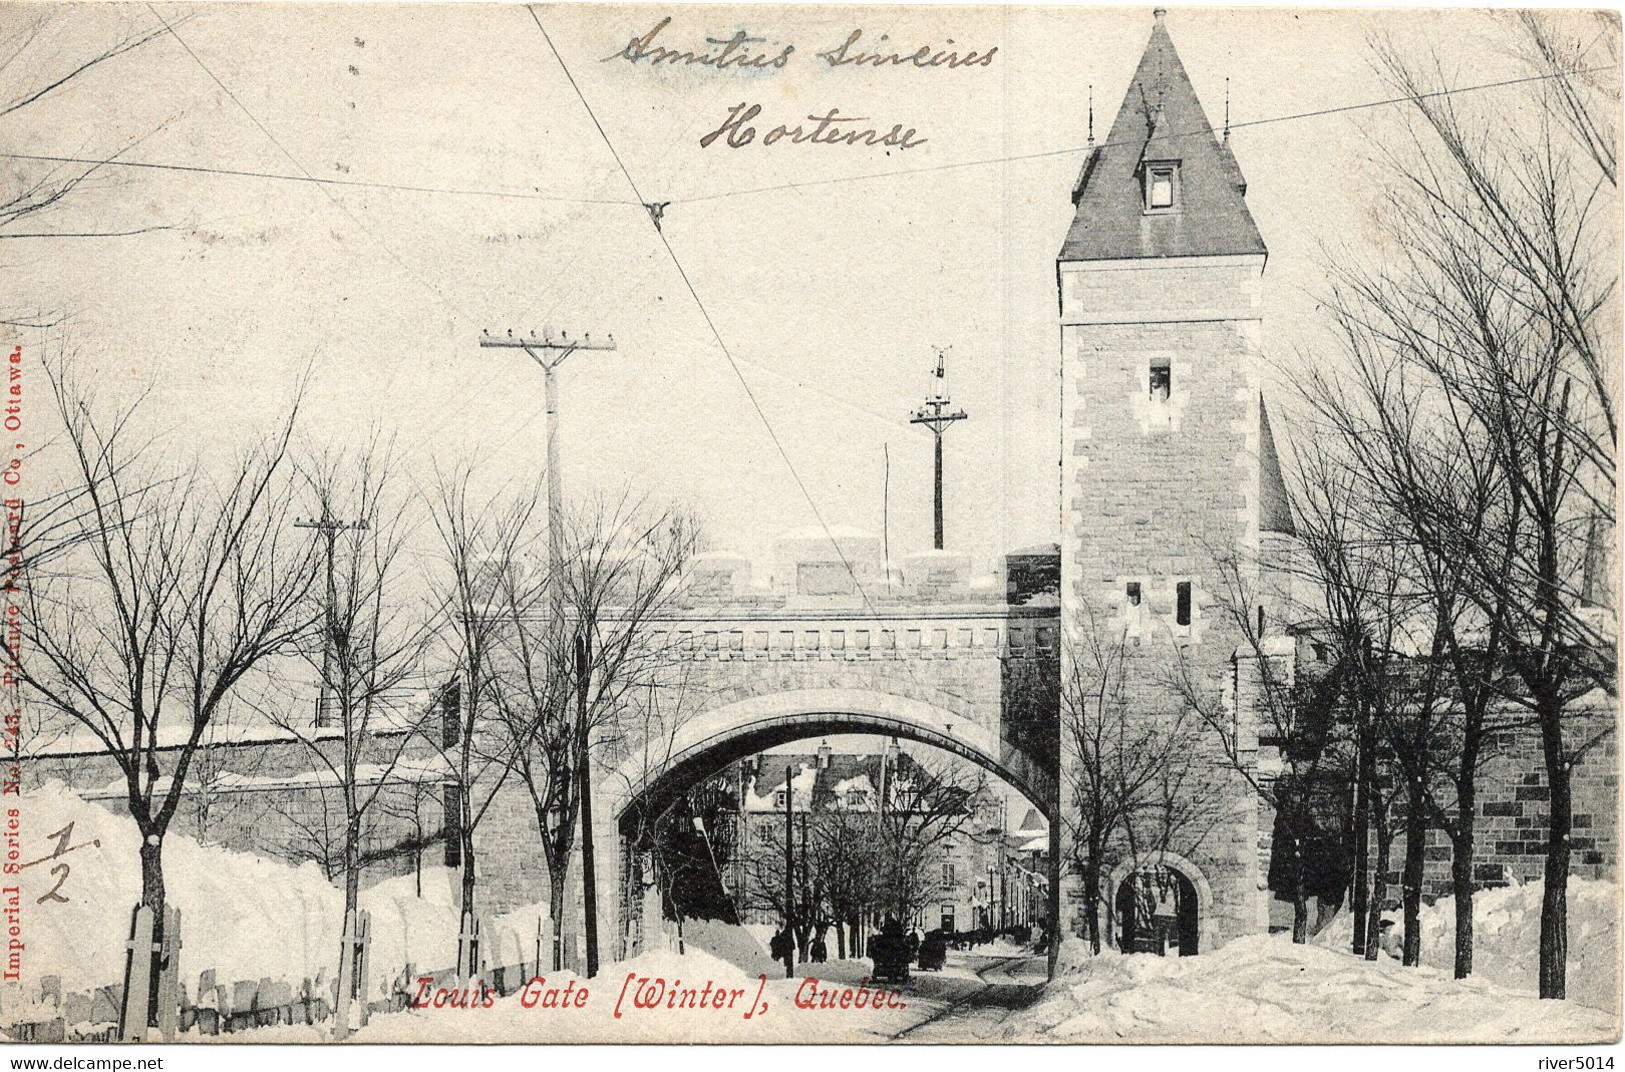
[1224,76,1231,142]
[1087,84,1095,147]
[1153,6,1167,20]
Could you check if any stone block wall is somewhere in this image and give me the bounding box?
[1389,712,1617,901]
[1056,252,1269,950]
[27,733,451,890]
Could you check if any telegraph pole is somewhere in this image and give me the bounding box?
[478,326,616,977]
[910,347,967,550]
[784,764,795,979]
[294,512,369,727]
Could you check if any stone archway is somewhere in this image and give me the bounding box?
[609,688,1055,822]
[1103,851,1217,956]
[601,687,1059,961]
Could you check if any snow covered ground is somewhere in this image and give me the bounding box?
[181,942,987,1043]
[15,783,549,1002]
[1004,935,1619,1043]
[14,784,1618,1044]
[1311,877,1619,1012]
[1413,878,1618,1011]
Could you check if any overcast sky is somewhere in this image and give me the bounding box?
[6,3,1556,573]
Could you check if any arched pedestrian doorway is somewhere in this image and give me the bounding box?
[1111,864,1202,955]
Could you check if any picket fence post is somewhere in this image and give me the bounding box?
[117,904,153,1043]
[332,908,356,1041]
[155,905,181,1041]
[354,910,372,1029]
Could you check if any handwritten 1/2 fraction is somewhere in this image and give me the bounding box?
[19,822,100,904]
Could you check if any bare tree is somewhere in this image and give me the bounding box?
[808,799,878,958]
[1292,374,1527,976]
[870,751,995,929]
[2,9,183,327]
[1061,602,1212,953]
[424,469,538,932]
[259,439,434,1030]
[1173,555,1352,944]
[606,658,707,960]
[12,357,317,1021]
[1309,17,1620,995]
[491,492,699,973]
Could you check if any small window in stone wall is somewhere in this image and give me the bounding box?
[804,630,821,651]
[855,629,871,651]
[1149,358,1171,403]
[1176,581,1193,627]
[753,630,770,652]
[1126,581,1143,606]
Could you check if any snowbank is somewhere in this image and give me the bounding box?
[1413,877,1619,1011]
[14,783,545,1001]
[1009,934,1618,1043]
[1312,877,1619,1012]
[675,918,777,977]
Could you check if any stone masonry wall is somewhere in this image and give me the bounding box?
[1393,712,1618,902]
[1058,253,1269,950]
[26,733,451,890]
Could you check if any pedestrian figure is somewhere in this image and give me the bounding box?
[770,927,793,969]
[1152,878,1177,956]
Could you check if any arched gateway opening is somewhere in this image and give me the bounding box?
[605,689,1059,970]
[1104,853,1216,957]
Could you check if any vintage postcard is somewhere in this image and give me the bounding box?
[0,1,1618,1052]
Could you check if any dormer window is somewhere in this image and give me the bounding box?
[1144,161,1179,213]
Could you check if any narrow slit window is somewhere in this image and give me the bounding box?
[1176,581,1193,627]
[1126,581,1142,606]
[1257,606,1267,637]
[1149,358,1172,403]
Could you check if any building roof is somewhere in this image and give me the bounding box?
[1013,806,1048,837]
[1259,395,1296,536]
[744,752,892,811]
[1059,11,1267,263]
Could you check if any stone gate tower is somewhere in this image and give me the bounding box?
[1056,9,1279,949]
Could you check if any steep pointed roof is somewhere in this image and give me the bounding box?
[1259,395,1295,536]
[1060,12,1266,263]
